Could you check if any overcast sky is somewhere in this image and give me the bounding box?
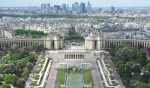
[0,0,150,7]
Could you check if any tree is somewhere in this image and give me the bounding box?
[136,51,147,66]
[21,67,30,80]
[0,48,38,87]
[3,74,17,85]
[0,74,3,82]
[2,53,11,63]
[15,29,48,38]
[115,46,137,62]
[121,62,133,78]
[0,64,18,74]
[0,84,10,88]
[131,63,141,74]
[136,82,150,88]
[146,63,150,71]
[140,70,150,83]
[111,45,149,88]
[26,62,34,71]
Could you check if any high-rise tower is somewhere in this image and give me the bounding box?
[87,1,92,13]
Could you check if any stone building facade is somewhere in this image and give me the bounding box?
[0,35,64,50]
[85,33,150,50]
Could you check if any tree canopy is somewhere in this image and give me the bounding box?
[111,45,150,88]
[0,48,38,88]
[15,29,48,38]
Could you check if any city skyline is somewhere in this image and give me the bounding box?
[0,0,150,7]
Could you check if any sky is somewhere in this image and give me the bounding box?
[0,0,150,7]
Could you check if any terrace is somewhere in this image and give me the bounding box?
[25,56,52,88]
[97,54,123,88]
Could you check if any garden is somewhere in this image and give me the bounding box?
[55,67,93,88]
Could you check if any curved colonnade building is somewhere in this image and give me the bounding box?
[0,33,150,50]
[0,35,64,50]
[85,33,150,50]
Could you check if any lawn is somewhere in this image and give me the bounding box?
[56,69,65,85]
[83,70,93,85]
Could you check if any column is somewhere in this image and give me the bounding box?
[55,40,59,49]
[66,54,67,59]
[76,54,77,59]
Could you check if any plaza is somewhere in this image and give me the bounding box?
[22,33,148,88]
[43,45,124,88]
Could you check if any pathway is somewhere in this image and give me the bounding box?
[92,61,105,88]
[45,63,57,88]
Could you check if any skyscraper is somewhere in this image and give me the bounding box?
[62,3,67,11]
[53,5,61,14]
[41,3,51,9]
[41,3,47,9]
[87,1,92,13]
[72,2,80,14]
[80,2,86,13]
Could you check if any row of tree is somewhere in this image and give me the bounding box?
[15,29,48,38]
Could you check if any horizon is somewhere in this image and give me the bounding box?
[0,0,150,8]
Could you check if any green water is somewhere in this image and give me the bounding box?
[66,73,83,88]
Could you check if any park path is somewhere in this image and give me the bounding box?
[92,61,104,88]
[45,63,57,88]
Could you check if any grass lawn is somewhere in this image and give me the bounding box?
[56,69,65,85]
[83,70,93,85]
